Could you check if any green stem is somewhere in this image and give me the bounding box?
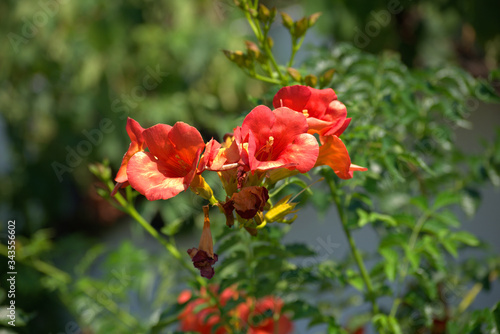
[389,211,430,317]
[244,10,260,40]
[242,0,286,85]
[252,73,281,85]
[263,43,287,85]
[327,178,379,314]
[287,36,304,69]
[108,181,198,277]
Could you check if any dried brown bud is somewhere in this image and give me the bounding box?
[188,205,218,279]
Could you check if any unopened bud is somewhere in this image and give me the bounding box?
[287,67,302,82]
[190,174,214,201]
[269,7,277,22]
[280,12,294,30]
[266,36,274,49]
[304,74,318,87]
[294,17,309,38]
[258,4,271,22]
[248,8,258,18]
[245,40,261,59]
[308,12,322,27]
[319,68,335,88]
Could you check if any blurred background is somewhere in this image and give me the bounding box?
[1,0,499,333]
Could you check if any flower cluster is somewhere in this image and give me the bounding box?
[177,286,293,334]
[113,85,366,278]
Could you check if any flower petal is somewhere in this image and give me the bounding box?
[277,133,319,173]
[115,118,146,183]
[169,122,205,165]
[273,85,337,119]
[198,139,222,172]
[315,135,352,179]
[271,107,309,154]
[240,105,275,148]
[127,151,189,201]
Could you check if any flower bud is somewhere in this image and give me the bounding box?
[319,68,335,88]
[287,67,302,83]
[245,40,261,59]
[280,12,294,30]
[304,74,318,87]
[190,174,214,202]
[308,12,322,27]
[258,4,271,22]
[294,17,309,38]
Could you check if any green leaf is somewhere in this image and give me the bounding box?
[410,196,428,212]
[356,208,370,227]
[160,218,183,236]
[75,244,106,276]
[285,243,317,257]
[441,237,459,257]
[151,302,187,333]
[461,189,481,218]
[283,300,320,320]
[216,233,245,255]
[451,231,480,246]
[346,269,365,291]
[434,210,461,227]
[403,246,421,271]
[433,191,462,210]
[388,316,403,334]
[486,165,500,187]
[379,248,398,281]
[493,302,500,331]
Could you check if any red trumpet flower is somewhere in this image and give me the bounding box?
[126,121,205,201]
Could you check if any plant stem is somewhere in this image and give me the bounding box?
[326,177,379,314]
[287,36,304,69]
[242,0,287,85]
[108,182,198,277]
[389,210,431,317]
[253,73,281,85]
